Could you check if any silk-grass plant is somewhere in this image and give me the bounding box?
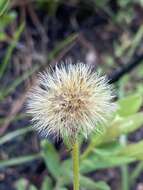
[27,62,116,190]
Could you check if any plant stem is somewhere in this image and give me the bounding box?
[130,161,143,186]
[120,135,129,190]
[121,164,129,190]
[72,140,80,190]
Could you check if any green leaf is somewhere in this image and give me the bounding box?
[92,112,143,146]
[0,0,9,17]
[80,176,111,190]
[95,141,123,156]
[117,94,142,117]
[81,112,143,160]
[61,160,110,190]
[80,155,135,173]
[130,161,143,185]
[15,179,38,190]
[41,176,53,190]
[0,22,25,78]
[118,140,143,159]
[0,126,33,145]
[41,140,61,179]
[0,12,17,29]
[0,32,7,41]
[105,112,143,141]
[15,179,27,190]
[0,154,41,168]
[29,185,38,190]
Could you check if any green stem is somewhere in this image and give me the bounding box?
[130,161,143,186]
[72,140,80,190]
[120,135,129,190]
[121,164,129,190]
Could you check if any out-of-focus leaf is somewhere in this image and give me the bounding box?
[0,154,41,168]
[29,185,38,190]
[41,176,53,190]
[80,176,111,190]
[117,94,142,117]
[0,12,17,29]
[93,140,143,159]
[41,140,61,179]
[0,32,7,41]
[61,160,110,190]
[15,179,27,190]
[0,126,33,145]
[92,112,143,146]
[94,141,122,156]
[130,162,143,185]
[80,155,135,173]
[0,0,9,17]
[0,22,24,78]
[118,140,143,159]
[81,140,143,173]
[81,112,143,159]
[15,179,38,190]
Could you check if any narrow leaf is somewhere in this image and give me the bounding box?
[41,140,61,179]
[0,154,41,168]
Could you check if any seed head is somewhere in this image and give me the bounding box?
[27,63,116,141]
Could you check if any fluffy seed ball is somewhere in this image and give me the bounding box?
[27,63,116,140]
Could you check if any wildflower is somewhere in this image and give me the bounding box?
[27,63,116,141]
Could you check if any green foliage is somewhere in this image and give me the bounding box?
[0,23,25,79]
[1,1,143,189]
[0,92,143,190]
[117,94,142,117]
[0,154,41,168]
[41,140,62,179]
[41,176,53,190]
[16,179,38,190]
[0,0,10,17]
[36,0,61,16]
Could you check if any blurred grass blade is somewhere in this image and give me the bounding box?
[130,162,143,185]
[0,126,33,145]
[0,113,27,125]
[0,0,9,17]
[127,25,143,59]
[0,23,25,79]
[0,65,39,100]
[0,33,77,101]
[0,153,41,168]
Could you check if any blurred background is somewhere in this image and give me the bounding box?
[1,0,143,190]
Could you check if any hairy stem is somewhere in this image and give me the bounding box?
[72,140,80,190]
